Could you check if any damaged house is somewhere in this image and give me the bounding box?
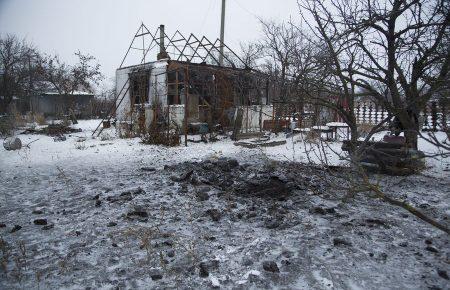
[106,24,275,141]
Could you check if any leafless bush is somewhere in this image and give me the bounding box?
[303,130,320,144]
[141,122,180,147]
[74,142,86,150]
[117,122,134,138]
[11,109,25,128]
[0,237,11,274]
[0,115,14,137]
[117,109,135,138]
[99,131,114,141]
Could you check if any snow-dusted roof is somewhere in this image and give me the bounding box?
[117,59,168,71]
[42,91,94,96]
[0,95,20,100]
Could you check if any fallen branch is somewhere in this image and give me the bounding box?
[362,174,450,235]
[24,138,40,149]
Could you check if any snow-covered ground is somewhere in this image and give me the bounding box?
[0,120,449,289]
[1,119,346,170]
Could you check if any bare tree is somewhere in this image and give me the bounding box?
[256,20,359,139]
[40,51,103,97]
[298,0,450,149]
[239,42,264,69]
[260,20,301,102]
[0,35,42,113]
[292,0,450,234]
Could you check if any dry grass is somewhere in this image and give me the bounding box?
[117,122,134,138]
[74,142,86,150]
[0,239,28,283]
[99,132,114,141]
[141,124,180,147]
[34,113,47,125]
[0,238,11,274]
[117,109,135,138]
[0,116,14,137]
[25,112,47,126]
[122,226,165,265]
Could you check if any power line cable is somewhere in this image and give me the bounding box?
[199,0,214,35]
[230,0,263,22]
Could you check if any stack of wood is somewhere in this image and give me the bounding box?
[342,139,425,175]
[20,124,82,136]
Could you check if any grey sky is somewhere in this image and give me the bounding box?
[0,0,300,85]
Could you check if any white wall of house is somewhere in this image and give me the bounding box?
[168,105,185,128]
[115,68,132,122]
[115,60,168,124]
[236,105,274,133]
[148,61,168,108]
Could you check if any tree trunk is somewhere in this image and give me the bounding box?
[404,129,418,149]
[0,100,8,114]
[404,113,419,150]
[350,125,358,145]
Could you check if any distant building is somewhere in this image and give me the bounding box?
[30,91,94,117]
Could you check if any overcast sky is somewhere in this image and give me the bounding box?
[0,0,300,85]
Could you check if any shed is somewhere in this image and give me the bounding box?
[30,91,94,117]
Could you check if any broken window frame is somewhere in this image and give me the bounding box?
[129,69,150,106]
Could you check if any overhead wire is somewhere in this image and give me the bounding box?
[230,0,263,22]
[199,0,214,35]
[224,0,264,48]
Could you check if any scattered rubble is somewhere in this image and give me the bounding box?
[437,269,449,280]
[333,238,353,247]
[106,187,146,203]
[309,206,336,215]
[199,260,220,278]
[107,221,117,227]
[42,224,54,230]
[170,158,323,202]
[10,225,22,233]
[149,269,163,281]
[1,155,448,289]
[33,218,48,225]
[234,139,287,149]
[205,208,221,222]
[53,135,67,142]
[21,123,82,136]
[262,261,280,273]
[126,207,149,221]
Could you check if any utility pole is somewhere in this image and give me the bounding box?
[219,0,226,66]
